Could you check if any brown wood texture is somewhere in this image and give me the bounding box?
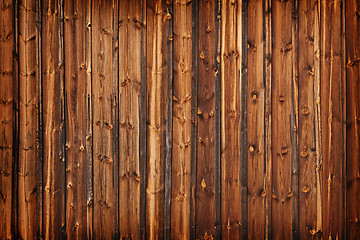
[0,0,14,239]
[271,0,295,239]
[146,0,167,238]
[171,0,192,239]
[247,0,265,238]
[0,0,359,239]
[18,0,37,239]
[196,0,216,239]
[320,0,345,239]
[346,0,360,239]
[221,0,242,239]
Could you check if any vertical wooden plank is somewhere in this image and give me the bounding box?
[112,0,119,238]
[320,0,345,239]
[139,0,147,238]
[221,1,241,238]
[291,0,299,239]
[346,0,360,239]
[0,0,14,238]
[64,0,88,238]
[58,0,66,238]
[190,0,198,238]
[42,0,60,238]
[214,0,221,238]
[164,0,173,239]
[18,0,37,238]
[35,0,43,236]
[85,0,93,238]
[271,0,294,239]
[146,0,167,238]
[196,0,216,238]
[314,0,322,237]
[247,0,265,239]
[171,0,192,239]
[91,0,116,238]
[118,0,143,238]
[298,0,317,238]
[265,0,272,238]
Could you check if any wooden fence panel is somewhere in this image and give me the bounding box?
[0,0,359,239]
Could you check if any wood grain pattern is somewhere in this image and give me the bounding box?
[196,0,216,238]
[247,0,265,239]
[91,0,117,238]
[118,0,143,238]
[298,0,317,238]
[0,0,14,239]
[171,1,192,239]
[0,1,359,238]
[346,0,360,239]
[221,0,242,239]
[64,0,87,238]
[146,0,167,238]
[320,0,345,239]
[42,0,60,238]
[18,0,37,238]
[271,0,294,239]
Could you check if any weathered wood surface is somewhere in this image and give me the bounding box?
[0,0,359,239]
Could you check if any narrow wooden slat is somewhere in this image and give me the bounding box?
[85,0,93,238]
[196,0,216,238]
[220,1,241,238]
[146,0,167,238]
[214,0,221,238]
[190,0,199,238]
[139,0,147,238]
[112,0,119,238]
[298,0,317,238]
[313,0,322,237]
[85,0,94,238]
[346,0,360,239]
[118,0,143,238]
[171,1,192,239]
[58,0,66,238]
[291,0,299,239]
[42,0,61,238]
[265,0,272,238]
[164,1,174,239]
[35,0,43,236]
[64,0,88,238]
[18,0,37,238]
[247,0,265,239]
[0,0,14,238]
[91,0,116,238]
[320,0,345,239]
[271,0,294,238]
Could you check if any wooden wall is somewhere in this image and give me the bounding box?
[0,0,359,239]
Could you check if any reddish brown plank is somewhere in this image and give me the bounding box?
[91,0,117,238]
[346,0,360,239]
[298,0,317,238]
[42,0,61,239]
[18,0,37,238]
[146,0,167,238]
[247,0,265,239]
[64,0,87,238]
[196,0,216,238]
[0,0,15,238]
[220,0,242,239]
[118,0,143,238]
[320,0,345,239]
[271,0,294,239]
[171,0,192,239]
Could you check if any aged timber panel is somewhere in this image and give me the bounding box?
[0,0,358,239]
